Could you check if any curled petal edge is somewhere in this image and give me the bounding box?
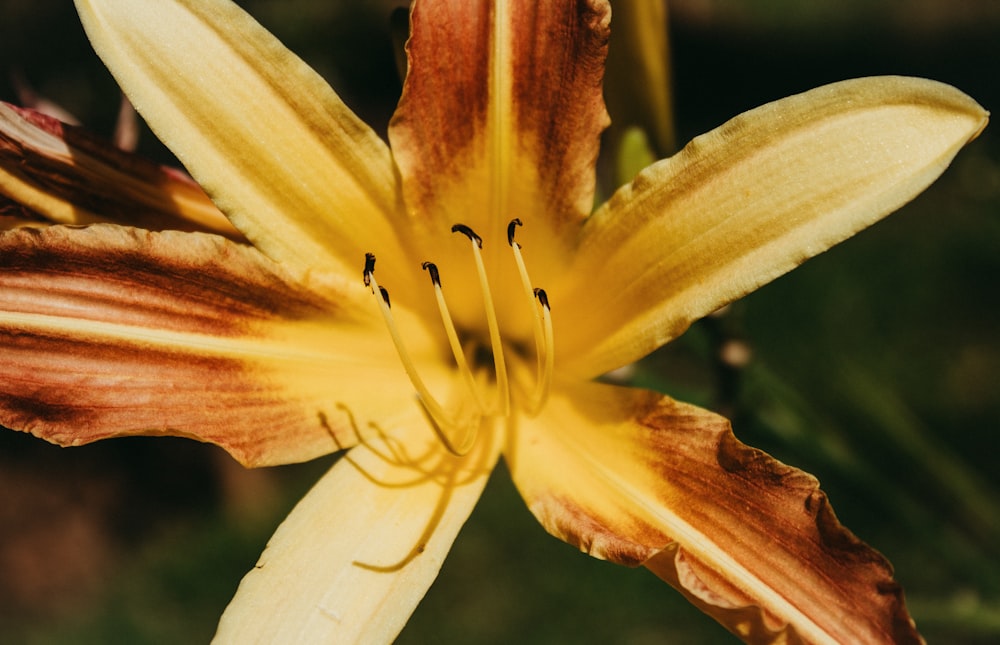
[508,383,921,644]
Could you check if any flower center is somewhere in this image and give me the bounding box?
[363,219,553,455]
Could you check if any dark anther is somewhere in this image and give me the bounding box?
[363,252,376,287]
[378,286,391,308]
[421,261,441,287]
[533,287,550,310]
[451,223,483,248]
[507,218,523,247]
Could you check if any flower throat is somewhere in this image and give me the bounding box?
[363,219,553,455]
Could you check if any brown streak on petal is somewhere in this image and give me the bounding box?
[0,328,302,466]
[635,397,922,644]
[389,0,491,215]
[511,0,611,223]
[0,225,340,336]
[0,225,370,466]
[510,382,922,644]
[0,225,419,467]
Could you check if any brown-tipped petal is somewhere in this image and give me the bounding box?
[215,416,502,643]
[506,380,920,644]
[0,225,437,467]
[388,0,610,328]
[0,102,241,239]
[558,76,988,378]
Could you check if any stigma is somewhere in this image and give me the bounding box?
[363,219,553,455]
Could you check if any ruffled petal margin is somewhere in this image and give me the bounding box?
[0,224,436,467]
[506,380,920,644]
[214,417,502,643]
[0,102,240,238]
[74,0,411,282]
[558,76,988,377]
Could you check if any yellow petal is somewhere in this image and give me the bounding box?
[215,416,502,643]
[558,76,988,377]
[0,102,239,238]
[506,380,920,644]
[0,225,435,466]
[388,0,610,332]
[74,0,412,282]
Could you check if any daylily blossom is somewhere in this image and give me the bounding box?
[0,0,988,642]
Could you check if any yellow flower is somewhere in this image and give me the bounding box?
[0,0,987,642]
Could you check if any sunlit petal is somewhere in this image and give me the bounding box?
[74,0,413,283]
[215,415,502,643]
[558,76,988,377]
[0,225,438,466]
[507,380,919,644]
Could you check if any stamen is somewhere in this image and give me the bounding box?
[533,287,550,309]
[507,218,522,246]
[452,223,510,416]
[533,288,555,412]
[421,261,487,412]
[363,252,376,288]
[451,224,483,248]
[363,254,478,455]
[422,260,441,287]
[507,219,554,414]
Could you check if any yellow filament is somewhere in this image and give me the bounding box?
[366,271,477,456]
[536,292,554,412]
[426,272,488,413]
[509,227,553,415]
[465,238,510,416]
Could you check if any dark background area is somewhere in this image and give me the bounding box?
[1,1,998,642]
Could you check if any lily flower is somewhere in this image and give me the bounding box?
[0,0,987,642]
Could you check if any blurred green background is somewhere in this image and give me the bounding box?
[1,0,998,643]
